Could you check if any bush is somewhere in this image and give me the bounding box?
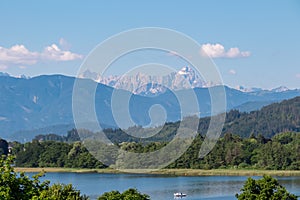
[98,188,150,200]
[38,183,89,200]
[0,155,88,200]
[236,175,297,200]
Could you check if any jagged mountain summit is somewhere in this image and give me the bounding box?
[80,66,215,95]
[271,86,290,92]
[80,67,291,96]
[234,85,263,93]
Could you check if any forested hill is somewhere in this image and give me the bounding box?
[4,96,299,146]
[33,96,300,145]
[220,96,300,138]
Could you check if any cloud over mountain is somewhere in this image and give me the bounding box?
[0,41,83,68]
[200,43,250,58]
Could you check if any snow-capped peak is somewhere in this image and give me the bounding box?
[177,66,194,75]
[80,67,210,96]
[271,86,289,92]
[235,85,263,93]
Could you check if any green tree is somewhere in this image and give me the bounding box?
[15,140,44,167]
[0,155,48,199]
[0,139,9,156]
[236,175,297,200]
[67,142,104,168]
[38,183,88,200]
[0,155,88,200]
[98,188,150,200]
[97,190,122,200]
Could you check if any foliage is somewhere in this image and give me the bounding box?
[13,140,105,169]
[168,132,300,170]
[0,139,8,156]
[8,130,300,170]
[97,188,150,200]
[235,175,297,200]
[0,155,47,199]
[0,155,88,200]
[38,183,89,200]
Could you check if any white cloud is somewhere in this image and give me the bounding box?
[42,44,83,61]
[296,74,300,79]
[200,43,250,58]
[229,69,236,75]
[0,41,83,68]
[0,45,39,65]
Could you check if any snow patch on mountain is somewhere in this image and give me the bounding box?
[271,86,290,92]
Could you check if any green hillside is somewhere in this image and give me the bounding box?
[221,96,300,138]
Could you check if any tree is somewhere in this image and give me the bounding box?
[0,155,47,199]
[98,188,150,200]
[38,183,88,200]
[236,175,297,200]
[0,139,8,155]
[0,155,88,200]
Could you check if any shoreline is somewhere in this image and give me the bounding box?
[14,167,300,176]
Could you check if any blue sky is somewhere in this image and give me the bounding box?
[0,0,299,89]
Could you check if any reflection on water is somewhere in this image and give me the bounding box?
[27,173,300,200]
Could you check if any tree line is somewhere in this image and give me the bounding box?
[1,131,299,170]
[168,131,300,170]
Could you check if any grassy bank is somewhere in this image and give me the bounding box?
[14,167,300,176]
[152,169,300,176]
[14,167,120,174]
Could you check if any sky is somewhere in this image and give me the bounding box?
[0,0,300,89]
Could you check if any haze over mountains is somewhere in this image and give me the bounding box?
[1,69,300,141]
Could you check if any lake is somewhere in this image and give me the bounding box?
[28,172,300,200]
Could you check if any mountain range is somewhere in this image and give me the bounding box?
[80,66,217,96]
[80,66,293,95]
[0,71,300,141]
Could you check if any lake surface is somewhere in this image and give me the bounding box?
[28,172,300,200]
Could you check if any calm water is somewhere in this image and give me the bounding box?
[28,172,300,200]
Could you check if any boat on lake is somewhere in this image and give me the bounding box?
[174,192,187,198]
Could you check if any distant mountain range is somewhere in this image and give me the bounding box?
[80,67,208,96]
[80,66,293,95]
[0,72,300,141]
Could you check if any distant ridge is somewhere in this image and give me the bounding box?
[25,96,300,144]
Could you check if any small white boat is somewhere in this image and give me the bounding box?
[174,192,187,198]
